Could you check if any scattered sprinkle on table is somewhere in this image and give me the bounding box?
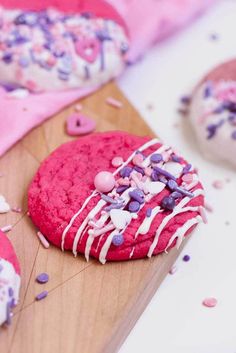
[205,201,214,213]
[209,33,219,41]
[183,254,190,262]
[202,297,217,308]
[0,225,13,233]
[74,104,82,112]
[36,273,49,284]
[11,206,22,213]
[169,265,177,275]
[212,180,224,189]
[199,206,208,224]
[106,97,123,109]
[36,290,48,301]
[37,231,50,249]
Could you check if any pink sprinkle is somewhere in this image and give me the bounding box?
[212,180,224,189]
[106,97,123,109]
[37,231,50,249]
[182,173,194,184]
[0,225,13,233]
[74,104,82,112]
[145,167,152,177]
[117,177,130,186]
[205,201,214,213]
[202,297,217,308]
[169,265,177,275]
[111,156,124,167]
[132,154,144,167]
[199,206,208,224]
[11,207,22,213]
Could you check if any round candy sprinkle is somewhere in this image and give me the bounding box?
[161,196,176,211]
[112,234,124,246]
[202,297,217,308]
[171,191,182,199]
[94,171,115,193]
[182,173,194,184]
[128,201,140,213]
[36,273,49,284]
[182,254,190,262]
[150,153,163,163]
[36,290,48,301]
[146,208,152,217]
[129,189,145,204]
[111,156,123,167]
[132,154,144,167]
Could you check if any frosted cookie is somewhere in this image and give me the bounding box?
[189,59,236,167]
[28,131,205,264]
[0,7,129,92]
[0,230,21,326]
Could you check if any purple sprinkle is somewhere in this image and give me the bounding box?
[167,179,178,191]
[120,166,133,178]
[84,66,90,80]
[171,191,183,199]
[231,131,236,140]
[116,185,129,193]
[182,164,192,174]
[112,234,124,246]
[101,194,117,204]
[171,154,181,163]
[180,95,191,105]
[36,273,49,284]
[129,189,145,204]
[133,166,145,175]
[224,101,236,113]
[2,53,13,64]
[209,32,219,41]
[5,302,11,325]
[161,196,176,211]
[175,186,194,198]
[19,56,30,68]
[158,176,168,184]
[203,83,212,98]
[146,208,152,217]
[183,254,190,262]
[120,42,129,54]
[150,153,163,163]
[228,114,236,125]
[104,202,124,212]
[213,105,225,114]
[36,290,48,301]
[8,287,14,297]
[128,201,140,213]
[153,166,176,181]
[151,170,159,181]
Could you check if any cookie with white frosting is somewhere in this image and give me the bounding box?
[0,7,129,92]
[28,131,205,264]
[0,230,21,326]
[189,59,236,167]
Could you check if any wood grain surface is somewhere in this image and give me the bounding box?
[0,82,187,353]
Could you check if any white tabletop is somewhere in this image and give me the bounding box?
[118,1,236,352]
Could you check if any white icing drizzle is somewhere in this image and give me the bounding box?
[147,189,204,258]
[135,206,161,237]
[165,215,202,252]
[61,137,159,251]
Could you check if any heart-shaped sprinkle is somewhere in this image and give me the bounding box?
[110,209,132,230]
[0,195,10,214]
[75,38,100,63]
[164,162,183,178]
[145,181,166,195]
[66,113,96,136]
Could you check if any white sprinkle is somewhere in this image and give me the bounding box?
[106,97,123,109]
[1,225,13,233]
[7,88,29,99]
[37,231,50,249]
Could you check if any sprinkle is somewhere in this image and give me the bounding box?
[128,201,140,213]
[180,95,191,105]
[112,234,124,246]
[153,166,176,181]
[199,206,208,224]
[106,97,123,109]
[101,194,117,204]
[11,206,22,213]
[150,153,163,163]
[36,273,49,284]
[111,156,123,167]
[231,131,236,140]
[120,166,133,178]
[0,225,13,233]
[182,254,190,262]
[209,33,219,41]
[205,201,214,213]
[74,104,82,112]
[7,88,29,99]
[116,185,129,193]
[202,297,217,308]
[129,189,145,204]
[182,164,192,174]
[36,290,48,301]
[212,180,224,189]
[169,265,177,275]
[37,231,50,249]
[161,196,176,211]
[146,208,152,217]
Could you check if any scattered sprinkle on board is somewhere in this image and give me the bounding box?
[37,231,50,249]
[36,291,48,301]
[202,297,217,308]
[106,97,123,109]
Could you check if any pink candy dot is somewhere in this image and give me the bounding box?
[212,180,224,189]
[182,173,194,184]
[202,297,217,308]
[132,154,144,167]
[94,171,115,193]
[145,167,152,177]
[111,156,123,167]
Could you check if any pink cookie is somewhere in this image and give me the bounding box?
[189,59,236,167]
[0,231,21,326]
[28,131,205,264]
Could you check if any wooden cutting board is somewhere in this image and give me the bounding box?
[0,82,187,353]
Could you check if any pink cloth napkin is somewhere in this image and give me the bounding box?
[0,0,218,156]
